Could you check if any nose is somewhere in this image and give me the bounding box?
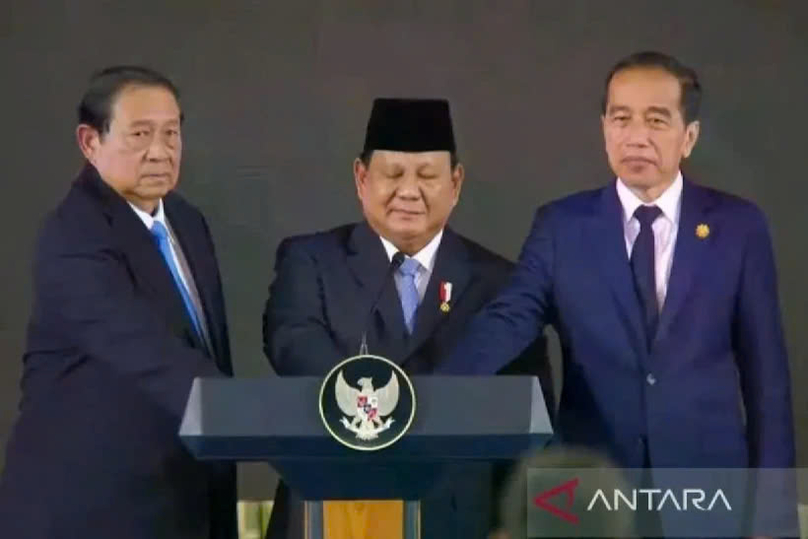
[395,173,421,200]
[144,134,171,161]
[624,119,651,148]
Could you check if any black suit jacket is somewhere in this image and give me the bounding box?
[262,221,552,539]
[0,165,237,539]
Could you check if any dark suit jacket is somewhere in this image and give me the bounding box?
[441,179,795,470]
[262,221,552,539]
[0,165,237,539]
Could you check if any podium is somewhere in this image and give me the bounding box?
[179,375,552,539]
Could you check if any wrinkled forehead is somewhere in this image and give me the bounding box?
[605,67,683,115]
[109,84,182,128]
[370,150,451,169]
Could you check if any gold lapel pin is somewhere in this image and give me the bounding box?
[695,224,710,239]
[439,281,453,313]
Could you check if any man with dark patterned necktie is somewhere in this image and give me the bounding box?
[439,51,796,538]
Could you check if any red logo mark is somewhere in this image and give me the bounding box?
[533,477,580,524]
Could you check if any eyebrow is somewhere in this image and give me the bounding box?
[645,106,672,118]
[127,119,181,128]
[607,105,674,118]
[606,105,631,115]
[381,163,440,175]
[127,120,154,128]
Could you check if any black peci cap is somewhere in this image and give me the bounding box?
[363,97,456,153]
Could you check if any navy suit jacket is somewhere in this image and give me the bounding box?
[262,221,552,539]
[440,179,794,470]
[0,165,237,539]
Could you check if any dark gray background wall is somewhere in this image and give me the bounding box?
[1,0,806,499]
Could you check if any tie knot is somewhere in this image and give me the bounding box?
[633,205,662,228]
[150,221,169,241]
[398,257,421,277]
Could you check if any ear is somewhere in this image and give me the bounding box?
[76,124,102,164]
[451,163,465,206]
[353,157,367,201]
[681,120,700,159]
[600,113,609,142]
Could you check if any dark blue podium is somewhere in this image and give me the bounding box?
[179,375,552,539]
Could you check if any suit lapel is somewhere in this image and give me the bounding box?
[590,182,648,361]
[346,222,408,359]
[654,179,713,345]
[78,166,205,352]
[406,228,472,357]
[164,195,221,361]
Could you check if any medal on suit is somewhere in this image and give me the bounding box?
[439,281,452,312]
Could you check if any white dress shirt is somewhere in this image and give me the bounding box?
[379,230,443,304]
[615,172,683,310]
[128,200,211,345]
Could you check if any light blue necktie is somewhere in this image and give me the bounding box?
[150,221,205,340]
[397,257,421,334]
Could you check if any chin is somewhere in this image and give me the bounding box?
[382,222,425,243]
[388,213,425,228]
[390,224,424,239]
[147,176,176,190]
[136,186,172,202]
[618,172,662,189]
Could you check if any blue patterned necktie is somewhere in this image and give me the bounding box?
[397,257,421,334]
[150,221,205,340]
[630,205,662,350]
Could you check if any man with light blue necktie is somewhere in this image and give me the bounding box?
[262,98,552,539]
[0,66,236,539]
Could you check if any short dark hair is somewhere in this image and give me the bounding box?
[358,149,460,169]
[601,51,701,124]
[77,65,181,134]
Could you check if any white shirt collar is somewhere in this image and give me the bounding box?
[127,199,167,230]
[616,171,683,225]
[379,229,444,273]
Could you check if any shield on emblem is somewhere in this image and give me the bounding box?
[319,354,416,451]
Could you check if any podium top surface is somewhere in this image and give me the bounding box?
[180,375,552,461]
